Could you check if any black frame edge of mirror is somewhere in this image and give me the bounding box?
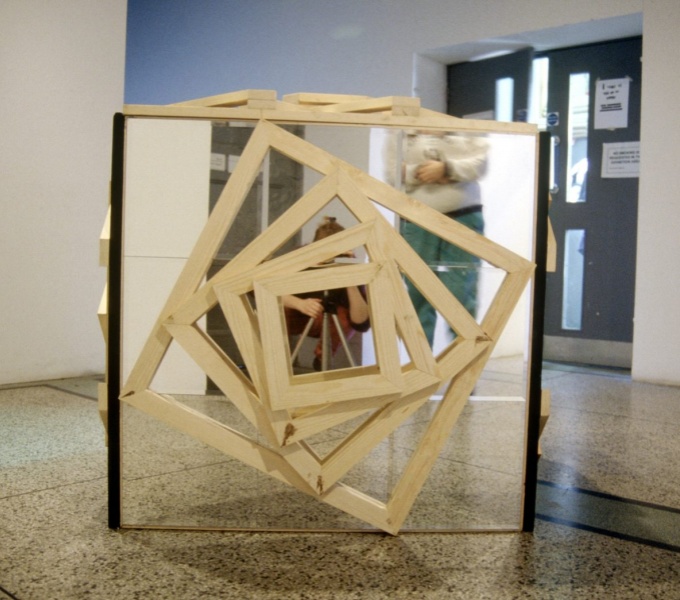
[522,131,552,532]
[107,113,125,530]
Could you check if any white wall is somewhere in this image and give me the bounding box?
[633,0,680,385]
[300,125,371,244]
[0,1,127,384]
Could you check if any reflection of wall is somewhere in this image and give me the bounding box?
[301,125,371,245]
[123,119,210,394]
[478,134,536,358]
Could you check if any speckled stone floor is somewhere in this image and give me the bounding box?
[1,363,679,599]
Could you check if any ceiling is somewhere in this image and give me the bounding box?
[421,13,643,65]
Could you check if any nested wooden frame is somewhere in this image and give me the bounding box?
[103,91,546,535]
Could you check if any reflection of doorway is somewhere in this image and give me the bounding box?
[447,37,642,368]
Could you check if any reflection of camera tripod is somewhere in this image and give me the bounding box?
[290,290,357,371]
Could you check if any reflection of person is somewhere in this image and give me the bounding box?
[282,217,370,370]
[388,131,489,346]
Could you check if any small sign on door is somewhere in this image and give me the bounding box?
[601,141,640,178]
[595,78,630,129]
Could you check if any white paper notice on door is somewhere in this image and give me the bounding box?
[601,141,640,178]
[595,78,630,129]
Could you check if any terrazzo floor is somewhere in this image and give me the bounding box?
[1,363,679,599]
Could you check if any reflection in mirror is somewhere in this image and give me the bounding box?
[118,116,537,532]
[284,265,372,374]
[562,228,585,330]
[370,129,535,528]
[374,128,534,353]
[495,77,514,122]
[529,56,549,130]
[567,72,589,204]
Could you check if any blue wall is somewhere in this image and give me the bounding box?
[124,0,420,104]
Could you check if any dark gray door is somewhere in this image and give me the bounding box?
[447,38,642,368]
[447,48,533,121]
[543,38,642,368]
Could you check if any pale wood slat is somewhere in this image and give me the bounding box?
[171,89,277,109]
[123,389,317,495]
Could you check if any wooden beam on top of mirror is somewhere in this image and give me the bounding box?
[282,92,371,106]
[123,103,537,135]
[282,92,420,116]
[171,89,277,110]
[314,96,421,117]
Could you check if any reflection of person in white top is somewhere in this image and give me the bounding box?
[386,131,489,346]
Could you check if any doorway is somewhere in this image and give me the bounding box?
[447,37,642,368]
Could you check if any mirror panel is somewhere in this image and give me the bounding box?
[117,116,538,532]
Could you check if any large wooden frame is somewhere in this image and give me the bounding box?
[103,91,547,535]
